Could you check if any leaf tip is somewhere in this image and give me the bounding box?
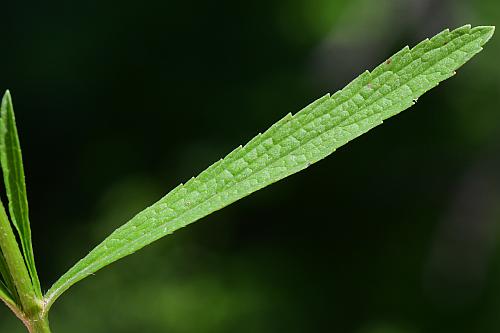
[475,25,495,45]
[1,91,13,121]
[1,90,12,107]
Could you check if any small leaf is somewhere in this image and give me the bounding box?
[0,250,18,303]
[0,279,16,307]
[0,91,41,297]
[45,25,495,307]
[0,190,38,313]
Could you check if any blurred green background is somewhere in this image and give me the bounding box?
[1,0,499,332]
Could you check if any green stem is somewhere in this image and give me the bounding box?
[27,315,51,333]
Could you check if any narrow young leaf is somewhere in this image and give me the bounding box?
[0,250,19,303]
[0,279,16,307]
[0,197,38,313]
[0,91,41,298]
[46,25,494,307]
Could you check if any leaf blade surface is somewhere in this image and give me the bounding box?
[46,25,495,306]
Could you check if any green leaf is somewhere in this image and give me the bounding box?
[45,25,494,307]
[0,91,41,298]
[0,194,39,314]
[0,279,16,307]
[0,250,19,303]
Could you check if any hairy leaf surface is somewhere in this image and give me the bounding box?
[46,25,494,306]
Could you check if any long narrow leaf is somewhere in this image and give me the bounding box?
[46,25,494,307]
[0,91,41,297]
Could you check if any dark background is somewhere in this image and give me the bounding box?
[1,0,499,332]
